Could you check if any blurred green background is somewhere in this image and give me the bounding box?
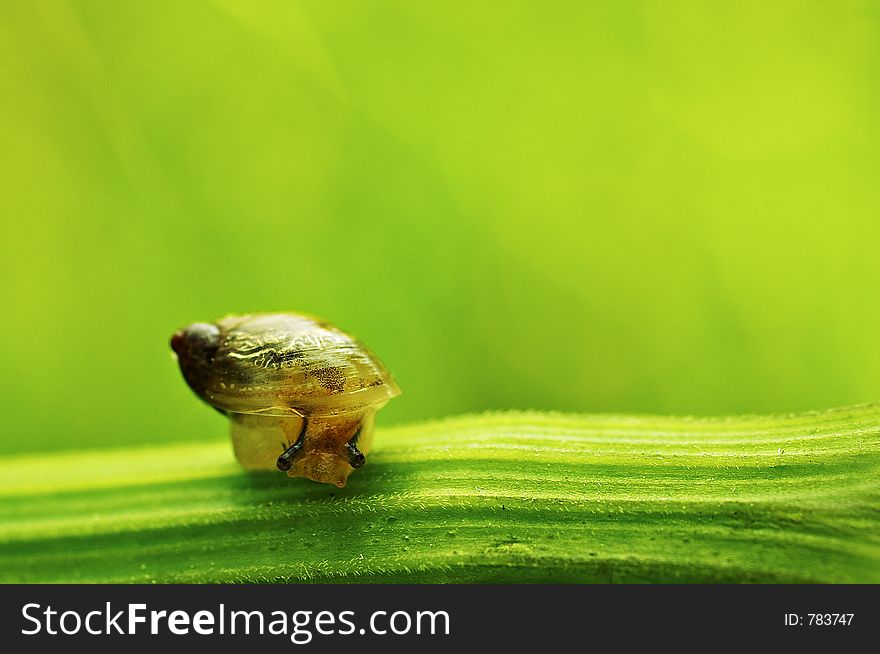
[1,1,879,455]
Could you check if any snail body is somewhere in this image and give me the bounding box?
[171,313,400,487]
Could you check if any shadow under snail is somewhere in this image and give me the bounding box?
[170,312,401,487]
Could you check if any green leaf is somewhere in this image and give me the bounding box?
[2,405,878,583]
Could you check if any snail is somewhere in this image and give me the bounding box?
[170,313,400,487]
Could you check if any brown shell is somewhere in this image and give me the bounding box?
[202,313,400,417]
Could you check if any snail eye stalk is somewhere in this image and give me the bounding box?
[346,444,366,469]
[277,419,307,471]
[346,426,366,468]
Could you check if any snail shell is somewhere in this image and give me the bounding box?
[171,313,401,487]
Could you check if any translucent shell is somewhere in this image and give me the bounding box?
[204,313,400,417]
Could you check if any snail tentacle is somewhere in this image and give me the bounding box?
[276,418,308,471]
[346,425,366,469]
